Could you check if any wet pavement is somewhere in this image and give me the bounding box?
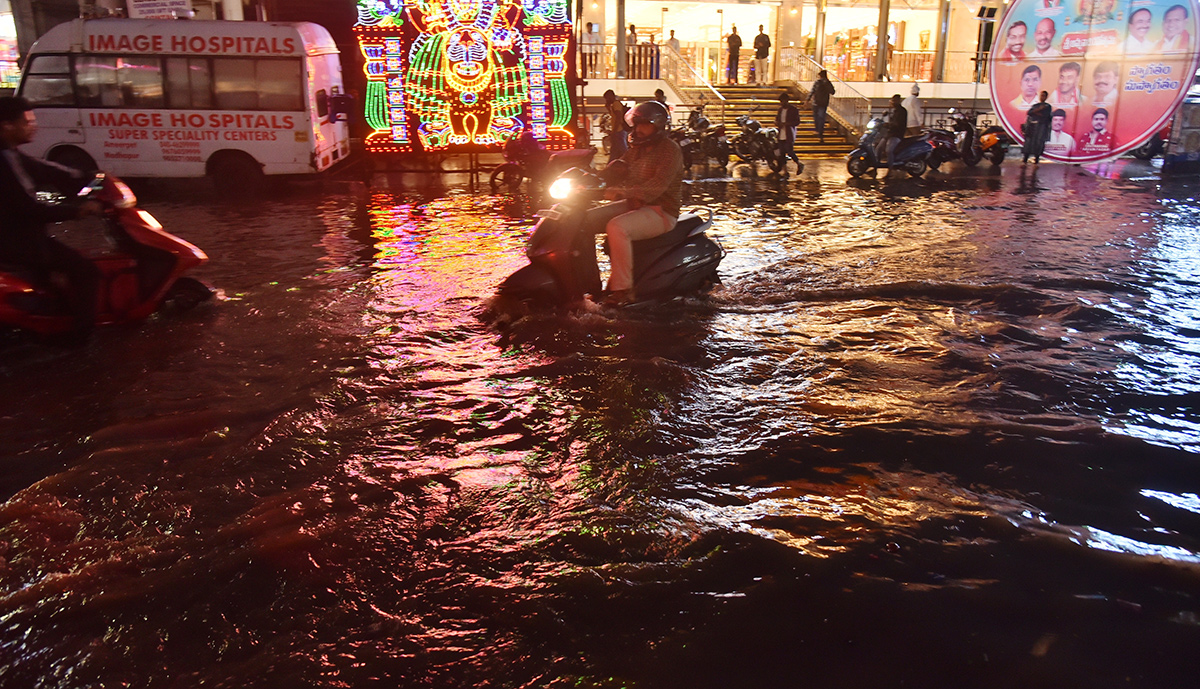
[1,157,1199,688]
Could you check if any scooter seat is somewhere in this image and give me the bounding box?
[632,213,706,253]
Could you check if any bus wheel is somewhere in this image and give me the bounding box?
[48,147,97,174]
[208,152,265,197]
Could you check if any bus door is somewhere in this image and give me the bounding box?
[308,53,349,169]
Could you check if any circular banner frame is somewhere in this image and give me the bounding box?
[988,0,1200,162]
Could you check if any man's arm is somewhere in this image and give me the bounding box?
[22,154,89,196]
[0,153,85,226]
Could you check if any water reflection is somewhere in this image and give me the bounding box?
[1,161,1199,686]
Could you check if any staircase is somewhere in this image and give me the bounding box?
[679,84,855,158]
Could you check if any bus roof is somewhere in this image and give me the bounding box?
[29,19,339,58]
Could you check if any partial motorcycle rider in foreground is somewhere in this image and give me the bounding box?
[602,100,684,307]
[0,96,103,343]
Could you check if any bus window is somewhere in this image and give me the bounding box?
[119,57,164,108]
[21,55,74,107]
[77,56,120,107]
[213,58,257,110]
[165,57,213,109]
[212,58,303,111]
[76,56,163,108]
[256,60,304,111]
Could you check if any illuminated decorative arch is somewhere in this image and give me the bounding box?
[354,0,576,153]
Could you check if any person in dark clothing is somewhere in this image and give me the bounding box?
[885,94,907,171]
[726,26,742,84]
[805,70,836,142]
[753,25,771,86]
[1022,90,1053,164]
[0,96,102,341]
[775,92,802,173]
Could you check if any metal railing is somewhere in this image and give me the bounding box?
[581,43,725,123]
[776,49,872,135]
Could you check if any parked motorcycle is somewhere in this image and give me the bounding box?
[731,106,785,173]
[685,103,731,167]
[977,123,1012,165]
[846,116,933,177]
[489,137,597,193]
[924,124,961,172]
[498,168,724,306]
[947,109,985,167]
[669,125,700,168]
[0,173,212,339]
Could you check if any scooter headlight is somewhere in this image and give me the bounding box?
[548,176,575,200]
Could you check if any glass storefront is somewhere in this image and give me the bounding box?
[1,1,17,90]
[583,0,996,83]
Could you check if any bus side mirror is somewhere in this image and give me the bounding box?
[329,94,354,123]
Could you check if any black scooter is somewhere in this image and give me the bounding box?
[499,168,724,306]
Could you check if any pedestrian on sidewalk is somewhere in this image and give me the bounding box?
[726,26,742,84]
[805,69,836,142]
[753,25,771,86]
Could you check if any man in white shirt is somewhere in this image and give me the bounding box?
[1031,18,1061,57]
[1044,109,1076,157]
[901,83,923,135]
[582,22,602,78]
[666,29,680,54]
[1125,8,1154,53]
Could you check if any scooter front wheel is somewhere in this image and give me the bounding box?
[499,265,563,305]
[963,146,983,166]
[847,152,870,177]
[163,277,214,312]
[490,164,524,193]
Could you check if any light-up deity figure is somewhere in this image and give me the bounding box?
[354,0,575,153]
[406,0,526,147]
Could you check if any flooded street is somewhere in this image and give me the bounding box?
[2,159,1200,687]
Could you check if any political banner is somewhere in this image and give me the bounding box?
[989,0,1200,161]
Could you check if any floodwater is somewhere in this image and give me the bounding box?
[2,159,1199,688]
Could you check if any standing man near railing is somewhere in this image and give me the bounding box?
[583,22,602,79]
[805,69,836,143]
[753,26,771,86]
[628,24,640,79]
[726,26,742,84]
[667,30,680,54]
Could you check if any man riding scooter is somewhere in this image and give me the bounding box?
[601,100,684,307]
[0,96,103,343]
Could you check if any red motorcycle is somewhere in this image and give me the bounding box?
[0,173,212,338]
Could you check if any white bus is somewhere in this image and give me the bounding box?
[17,18,351,192]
